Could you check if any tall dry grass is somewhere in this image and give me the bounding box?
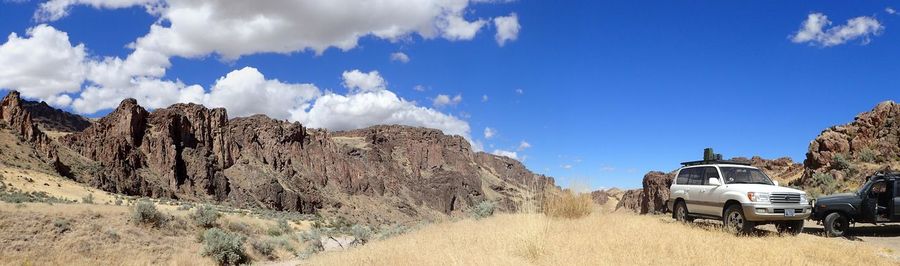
[302,211,895,266]
[542,190,593,219]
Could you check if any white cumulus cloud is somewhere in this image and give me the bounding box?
[390,52,410,63]
[484,127,496,139]
[493,13,520,46]
[517,140,531,151]
[790,13,883,47]
[492,149,518,160]
[36,0,162,22]
[0,24,86,103]
[433,94,462,107]
[204,67,321,120]
[342,70,387,93]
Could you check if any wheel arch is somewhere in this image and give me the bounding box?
[722,199,742,217]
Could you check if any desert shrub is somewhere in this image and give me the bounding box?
[105,228,120,242]
[201,228,248,266]
[114,197,123,206]
[53,218,71,234]
[811,172,838,194]
[81,194,94,204]
[470,201,496,219]
[190,205,220,228]
[297,228,325,259]
[177,203,194,211]
[267,219,293,236]
[832,154,851,170]
[543,191,593,219]
[251,239,276,259]
[858,148,877,163]
[378,224,410,240]
[131,200,166,227]
[350,224,372,245]
[226,221,255,235]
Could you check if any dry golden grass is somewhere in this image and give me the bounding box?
[303,211,895,266]
[0,166,117,203]
[542,191,593,219]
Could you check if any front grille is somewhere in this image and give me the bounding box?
[770,193,801,203]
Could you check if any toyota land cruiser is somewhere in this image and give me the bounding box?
[667,154,811,235]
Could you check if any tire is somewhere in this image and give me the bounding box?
[776,220,804,236]
[823,212,849,238]
[673,201,693,223]
[723,205,755,235]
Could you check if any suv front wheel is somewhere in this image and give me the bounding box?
[723,205,755,235]
[673,201,693,223]
[823,212,849,237]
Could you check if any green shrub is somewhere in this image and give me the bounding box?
[298,228,324,251]
[832,154,851,170]
[81,194,94,204]
[251,239,276,259]
[201,228,248,266]
[470,201,496,219]
[267,219,293,236]
[858,148,877,163]
[177,203,193,211]
[378,225,410,240]
[350,224,372,245]
[226,221,254,235]
[131,200,165,227]
[190,205,220,228]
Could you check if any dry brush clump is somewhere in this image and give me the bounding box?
[542,190,593,219]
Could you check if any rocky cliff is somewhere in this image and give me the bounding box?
[0,91,554,224]
[21,100,92,133]
[615,171,673,214]
[791,101,900,195]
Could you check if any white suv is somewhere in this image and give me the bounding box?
[666,160,811,235]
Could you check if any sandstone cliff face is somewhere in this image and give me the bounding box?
[791,101,900,194]
[0,91,555,223]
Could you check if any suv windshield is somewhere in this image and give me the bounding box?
[720,167,774,185]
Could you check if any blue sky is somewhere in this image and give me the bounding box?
[1,1,898,189]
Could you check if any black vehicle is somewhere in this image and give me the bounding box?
[811,172,900,237]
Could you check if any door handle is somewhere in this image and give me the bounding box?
[700,189,708,193]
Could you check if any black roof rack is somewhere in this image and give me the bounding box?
[680,160,752,167]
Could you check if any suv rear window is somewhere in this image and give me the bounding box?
[675,168,704,185]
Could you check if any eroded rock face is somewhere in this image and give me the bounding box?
[591,190,609,205]
[0,91,54,158]
[615,189,642,213]
[792,101,900,192]
[21,100,92,133]
[35,94,555,223]
[640,171,673,214]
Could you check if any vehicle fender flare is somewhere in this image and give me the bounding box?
[721,199,742,217]
[821,203,859,221]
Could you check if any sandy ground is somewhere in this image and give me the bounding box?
[802,220,900,261]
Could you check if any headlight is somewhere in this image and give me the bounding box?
[747,192,770,202]
[799,194,808,203]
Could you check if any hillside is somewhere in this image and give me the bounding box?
[0,90,556,225]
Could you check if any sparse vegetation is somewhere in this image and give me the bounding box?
[350,224,372,245]
[52,218,71,234]
[190,205,221,228]
[832,154,851,170]
[543,191,593,219]
[471,201,496,219]
[377,224,411,240]
[201,228,248,265]
[251,238,276,259]
[81,193,94,204]
[298,228,325,258]
[267,219,293,236]
[858,148,877,163]
[131,200,166,227]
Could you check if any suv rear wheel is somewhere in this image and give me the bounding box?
[723,205,754,235]
[673,201,693,223]
[823,212,849,237]
[776,220,804,236]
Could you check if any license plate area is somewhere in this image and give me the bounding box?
[784,208,795,217]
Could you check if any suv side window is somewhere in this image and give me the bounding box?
[687,168,703,185]
[676,169,689,184]
[703,167,720,185]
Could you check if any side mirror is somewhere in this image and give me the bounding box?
[708,178,721,186]
[773,180,779,186]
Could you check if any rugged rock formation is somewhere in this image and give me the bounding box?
[791,101,900,194]
[21,100,92,132]
[615,171,674,214]
[615,189,642,213]
[730,156,803,183]
[591,190,609,205]
[0,91,55,158]
[0,91,556,223]
[640,171,673,214]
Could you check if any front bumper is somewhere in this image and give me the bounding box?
[741,202,811,221]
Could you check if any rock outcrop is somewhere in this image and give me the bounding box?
[21,100,92,133]
[791,101,900,194]
[0,91,557,224]
[0,91,55,158]
[591,190,609,205]
[615,171,674,214]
